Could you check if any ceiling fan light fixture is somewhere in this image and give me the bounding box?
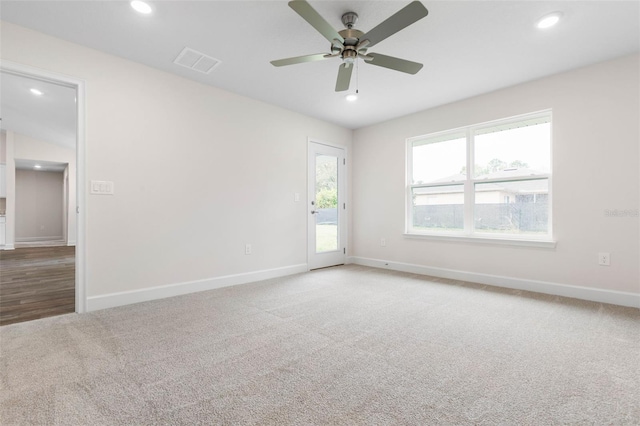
[342,49,357,65]
[131,0,152,15]
[536,12,562,29]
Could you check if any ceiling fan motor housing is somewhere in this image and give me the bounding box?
[336,28,365,64]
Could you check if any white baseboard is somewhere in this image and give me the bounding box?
[348,256,640,308]
[87,263,308,312]
[67,240,76,247]
[2,244,15,250]
[15,236,64,242]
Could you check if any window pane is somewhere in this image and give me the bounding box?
[475,179,549,235]
[412,134,466,184]
[315,154,338,252]
[474,120,550,179]
[412,184,464,232]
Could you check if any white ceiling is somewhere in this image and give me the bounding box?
[1,1,638,130]
[0,71,77,150]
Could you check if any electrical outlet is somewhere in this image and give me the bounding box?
[245,244,252,255]
[294,193,300,202]
[598,252,610,266]
[380,238,386,247]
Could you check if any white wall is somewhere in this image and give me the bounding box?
[15,169,64,241]
[0,132,6,163]
[1,22,352,302]
[14,133,76,244]
[2,20,636,309]
[352,54,639,299]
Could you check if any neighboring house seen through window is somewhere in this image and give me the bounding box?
[407,111,552,241]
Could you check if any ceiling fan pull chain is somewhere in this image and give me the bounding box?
[356,57,359,96]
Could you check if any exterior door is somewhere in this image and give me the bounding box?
[308,141,346,270]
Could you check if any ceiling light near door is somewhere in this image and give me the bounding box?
[536,12,562,29]
[345,94,358,102]
[130,0,152,15]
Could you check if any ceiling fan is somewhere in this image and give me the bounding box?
[271,1,429,92]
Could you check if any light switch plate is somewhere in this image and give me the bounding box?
[90,180,114,195]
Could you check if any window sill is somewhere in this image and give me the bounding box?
[403,232,557,249]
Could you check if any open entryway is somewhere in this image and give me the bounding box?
[308,141,346,270]
[0,62,86,325]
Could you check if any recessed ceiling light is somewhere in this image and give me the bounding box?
[30,88,43,96]
[536,12,562,29]
[34,164,42,169]
[131,0,152,14]
[346,94,358,102]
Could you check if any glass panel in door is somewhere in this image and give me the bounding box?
[308,142,345,270]
[315,154,338,253]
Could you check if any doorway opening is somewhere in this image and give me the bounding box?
[0,63,85,325]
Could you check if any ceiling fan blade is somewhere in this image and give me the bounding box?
[366,53,423,74]
[335,63,353,92]
[360,1,428,48]
[271,53,330,67]
[288,1,344,44]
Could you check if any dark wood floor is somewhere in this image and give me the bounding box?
[0,246,75,326]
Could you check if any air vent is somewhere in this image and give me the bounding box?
[173,47,221,74]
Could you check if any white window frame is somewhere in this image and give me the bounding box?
[405,110,555,248]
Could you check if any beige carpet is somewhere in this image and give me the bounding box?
[1,265,638,425]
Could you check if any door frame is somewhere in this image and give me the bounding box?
[307,138,348,270]
[1,60,87,313]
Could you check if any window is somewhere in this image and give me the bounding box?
[407,111,552,242]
